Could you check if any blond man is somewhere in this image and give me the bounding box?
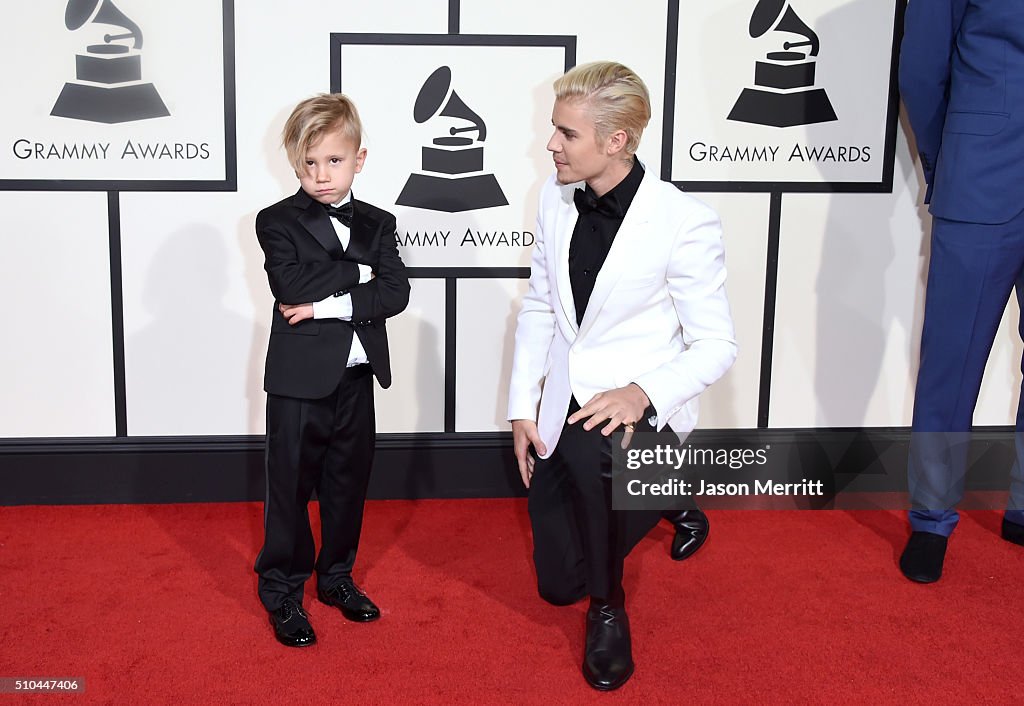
[508,62,736,689]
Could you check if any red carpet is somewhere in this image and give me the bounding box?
[0,500,1021,704]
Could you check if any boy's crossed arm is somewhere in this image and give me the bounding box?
[263,215,410,326]
[348,216,410,325]
[257,217,364,305]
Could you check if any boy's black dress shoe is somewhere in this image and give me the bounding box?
[1002,517,1024,546]
[318,578,380,622]
[582,604,634,691]
[269,598,316,647]
[899,531,948,583]
[663,509,709,561]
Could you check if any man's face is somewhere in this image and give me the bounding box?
[547,98,615,187]
[296,130,366,205]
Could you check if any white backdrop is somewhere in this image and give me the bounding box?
[1,0,1020,438]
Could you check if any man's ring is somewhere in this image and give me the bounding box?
[624,422,635,431]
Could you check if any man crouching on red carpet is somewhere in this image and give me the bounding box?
[508,62,737,690]
[253,94,410,647]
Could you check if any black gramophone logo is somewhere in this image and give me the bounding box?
[728,0,837,128]
[396,66,508,212]
[50,0,170,124]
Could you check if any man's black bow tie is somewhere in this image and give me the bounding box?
[324,202,354,227]
[573,188,622,219]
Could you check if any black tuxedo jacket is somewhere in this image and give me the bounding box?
[256,188,410,399]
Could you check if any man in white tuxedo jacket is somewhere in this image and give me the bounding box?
[508,62,736,691]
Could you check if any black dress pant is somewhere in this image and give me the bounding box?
[255,364,375,611]
[528,398,661,606]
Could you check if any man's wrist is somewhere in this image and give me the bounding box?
[628,382,650,408]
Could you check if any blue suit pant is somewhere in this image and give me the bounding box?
[909,211,1024,535]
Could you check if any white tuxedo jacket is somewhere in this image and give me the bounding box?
[507,170,737,458]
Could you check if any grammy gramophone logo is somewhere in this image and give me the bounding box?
[728,0,836,128]
[50,0,170,124]
[396,66,508,213]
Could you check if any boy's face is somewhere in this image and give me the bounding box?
[547,98,618,188]
[296,130,366,205]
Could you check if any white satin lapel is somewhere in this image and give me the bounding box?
[553,182,580,334]
[577,172,656,340]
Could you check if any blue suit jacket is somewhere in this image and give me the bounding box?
[900,0,1024,224]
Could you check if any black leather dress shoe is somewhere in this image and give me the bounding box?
[269,598,316,647]
[318,579,380,622]
[663,509,709,561]
[582,604,634,691]
[1002,517,1024,546]
[899,531,948,583]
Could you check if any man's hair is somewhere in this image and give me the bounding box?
[282,93,363,171]
[553,61,651,155]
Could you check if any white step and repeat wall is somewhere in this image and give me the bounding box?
[1,0,1020,439]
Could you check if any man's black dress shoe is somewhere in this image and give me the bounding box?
[663,509,709,561]
[1002,517,1024,546]
[318,578,380,622]
[269,598,316,647]
[582,604,634,691]
[899,531,948,583]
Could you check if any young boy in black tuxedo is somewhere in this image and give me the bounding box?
[253,93,409,647]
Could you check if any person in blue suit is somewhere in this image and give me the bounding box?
[899,0,1024,583]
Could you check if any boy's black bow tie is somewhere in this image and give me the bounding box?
[324,202,354,227]
[573,188,622,219]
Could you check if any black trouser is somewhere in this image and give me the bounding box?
[255,364,375,611]
[528,398,661,606]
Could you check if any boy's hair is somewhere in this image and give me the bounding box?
[553,61,651,155]
[282,93,363,171]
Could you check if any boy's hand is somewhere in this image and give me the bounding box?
[279,302,313,325]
